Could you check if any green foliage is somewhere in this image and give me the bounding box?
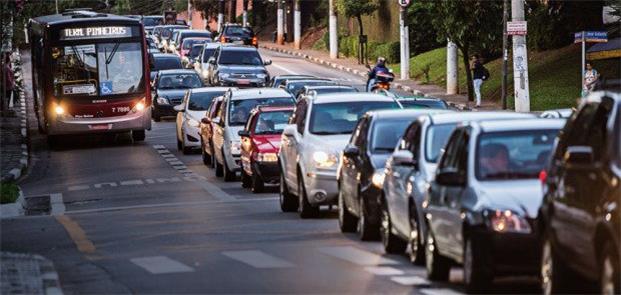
[371,42,400,63]
[1,181,19,204]
[192,0,219,21]
[112,0,132,15]
[335,0,378,35]
[406,2,443,55]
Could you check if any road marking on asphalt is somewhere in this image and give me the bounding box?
[152,146,196,176]
[152,145,166,149]
[421,288,464,295]
[193,180,237,201]
[269,62,299,75]
[50,193,65,215]
[55,215,96,253]
[317,246,399,266]
[390,275,430,286]
[364,266,404,276]
[130,256,194,274]
[222,250,294,268]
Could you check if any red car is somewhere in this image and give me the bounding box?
[238,106,293,193]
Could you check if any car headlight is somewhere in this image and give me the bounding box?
[230,141,241,154]
[202,69,209,77]
[313,151,337,168]
[186,118,200,127]
[219,73,230,79]
[156,97,169,105]
[372,169,386,188]
[256,73,267,79]
[487,210,532,234]
[255,152,278,162]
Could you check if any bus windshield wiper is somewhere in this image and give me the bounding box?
[106,42,121,65]
[71,46,85,68]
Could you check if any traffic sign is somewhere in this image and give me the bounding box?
[574,31,608,43]
[507,21,527,36]
[398,0,411,8]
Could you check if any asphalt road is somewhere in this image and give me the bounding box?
[1,49,539,294]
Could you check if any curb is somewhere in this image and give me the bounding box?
[2,56,29,183]
[0,187,25,218]
[260,44,472,111]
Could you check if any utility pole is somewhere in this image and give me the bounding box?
[187,0,192,26]
[501,0,509,109]
[293,0,301,49]
[511,0,530,112]
[446,41,458,95]
[328,0,338,59]
[277,0,284,44]
[55,0,59,14]
[242,0,249,26]
[399,6,409,80]
[218,0,225,32]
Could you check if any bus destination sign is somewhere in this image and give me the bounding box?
[60,26,134,40]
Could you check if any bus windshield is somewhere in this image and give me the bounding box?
[51,42,144,97]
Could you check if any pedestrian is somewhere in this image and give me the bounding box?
[583,61,600,97]
[2,52,15,114]
[471,54,489,108]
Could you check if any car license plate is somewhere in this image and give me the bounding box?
[233,40,244,45]
[89,124,111,130]
[237,79,250,85]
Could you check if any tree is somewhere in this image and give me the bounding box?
[335,0,378,37]
[192,0,220,24]
[427,1,503,101]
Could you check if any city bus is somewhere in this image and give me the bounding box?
[29,10,151,143]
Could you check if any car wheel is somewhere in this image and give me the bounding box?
[241,168,251,188]
[153,109,161,122]
[380,197,406,254]
[298,173,319,218]
[540,233,578,295]
[215,156,224,177]
[209,142,216,168]
[279,172,298,212]
[251,169,264,194]
[202,141,211,166]
[181,138,192,155]
[358,194,379,241]
[177,137,182,151]
[600,241,620,295]
[463,235,492,293]
[338,186,357,233]
[409,205,425,265]
[132,130,145,142]
[222,153,236,182]
[425,230,451,281]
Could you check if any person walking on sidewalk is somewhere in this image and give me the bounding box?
[582,61,599,97]
[2,52,15,115]
[471,54,488,108]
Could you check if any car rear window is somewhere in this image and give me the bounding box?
[371,119,412,153]
[400,99,448,109]
[219,49,262,66]
[189,91,226,111]
[153,57,182,71]
[224,26,254,36]
[254,110,292,134]
[228,97,294,126]
[308,101,400,135]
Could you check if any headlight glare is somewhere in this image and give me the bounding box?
[256,152,278,162]
[489,210,531,234]
[372,169,386,188]
[313,151,337,168]
[156,97,169,105]
[54,105,65,115]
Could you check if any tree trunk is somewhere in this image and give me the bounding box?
[460,46,474,102]
[356,14,364,36]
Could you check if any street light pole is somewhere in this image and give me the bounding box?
[399,6,409,80]
[218,0,225,32]
[501,0,508,110]
[55,0,59,14]
[242,0,248,26]
[511,0,530,112]
[293,0,301,50]
[328,0,338,59]
[277,0,284,44]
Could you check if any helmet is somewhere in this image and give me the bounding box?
[377,57,386,65]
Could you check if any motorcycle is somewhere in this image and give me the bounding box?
[366,65,395,92]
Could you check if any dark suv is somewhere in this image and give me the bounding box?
[539,91,620,295]
[207,46,271,87]
[218,24,257,47]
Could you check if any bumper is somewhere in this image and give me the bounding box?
[218,78,267,88]
[224,151,241,171]
[183,124,201,148]
[305,170,338,206]
[360,184,382,225]
[253,161,280,184]
[471,228,540,276]
[49,108,151,135]
[153,104,179,117]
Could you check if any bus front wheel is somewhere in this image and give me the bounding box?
[132,130,146,142]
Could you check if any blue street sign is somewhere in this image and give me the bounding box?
[574,31,608,43]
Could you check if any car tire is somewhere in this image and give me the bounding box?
[409,205,425,265]
[241,168,251,188]
[132,130,145,142]
[298,174,319,219]
[209,142,216,168]
[540,233,580,295]
[279,172,298,212]
[251,169,264,194]
[202,141,212,166]
[380,197,407,254]
[153,110,161,122]
[600,241,620,295]
[425,230,451,281]
[463,235,493,293]
[222,153,236,182]
[215,157,224,177]
[338,187,357,233]
[47,135,61,149]
[358,194,379,241]
[177,138,182,151]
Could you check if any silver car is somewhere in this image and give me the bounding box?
[278,93,401,218]
[381,112,535,264]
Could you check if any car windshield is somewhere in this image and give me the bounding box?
[188,91,226,111]
[153,57,182,71]
[224,26,253,36]
[157,74,202,89]
[476,130,560,180]
[309,101,400,135]
[202,48,217,61]
[189,45,203,58]
[182,38,208,50]
[425,123,457,163]
[254,110,292,135]
[143,17,163,27]
[400,99,448,109]
[371,119,412,153]
[219,50,262,65]
[229,97,294,126]
[51,42,144,97]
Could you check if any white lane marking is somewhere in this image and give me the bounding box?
[164,158,179,162]
[169,161,184,165]
[269,62,299,75]
[421,288,464,295]
[50,193,65,215]
[390,275,430,286]
[193,180,236,201]
[66,197,278,215]
[130,256,194,274]
[161,154,176,158]
[364,266,404,276]
[68,185,90,191]
[317,246,399,266]
[157,150,170,154]
[152,145,166,149]
[222,250,294,268]
[172,165,187,169]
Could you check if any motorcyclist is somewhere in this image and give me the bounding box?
[367,57,389,92]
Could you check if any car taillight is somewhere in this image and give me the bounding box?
[220,36,226,43]
[539,170,547,185]
[252,37,258,46]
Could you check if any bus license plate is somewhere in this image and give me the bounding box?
[237,79,250,85]
[89,124,111,130]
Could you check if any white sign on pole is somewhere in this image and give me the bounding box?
[507,21,527,35]
[398,0,411,8]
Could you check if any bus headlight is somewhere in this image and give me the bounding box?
[54,105,65,115]
[135,102,145,111]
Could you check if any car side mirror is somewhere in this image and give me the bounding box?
[264,59,272,66]
[201,117,210,124]
[173,104,184,112]
[343,144,359,157]
[208,57,216,65]
[436,168,465,186]
[212,117,221,125]
[564,146,593,166]
[238,130,250,137]
[392,150,416,167]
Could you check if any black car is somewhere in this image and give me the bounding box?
[539,91,620,295]
[208,46,271,87]
[149,53,183,81]
[152,70,204,121]
[142,15,164,33]
[338,109,439,241]
[269,75,316,88]
[282,79,336,97]
[296,85,358,100]
[218,24,257,47]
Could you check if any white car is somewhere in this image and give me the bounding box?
[195,43,221,82]
[212,88,295,181]
[175,87,232,154]
[278,93,401,218]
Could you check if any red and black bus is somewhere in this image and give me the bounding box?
[29,11,151,142]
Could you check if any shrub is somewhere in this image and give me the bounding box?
[1,181,19,204]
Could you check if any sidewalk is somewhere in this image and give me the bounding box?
[260,40,501,110]
[1,252,62,295]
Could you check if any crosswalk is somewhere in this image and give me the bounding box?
[129,245,464,293]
